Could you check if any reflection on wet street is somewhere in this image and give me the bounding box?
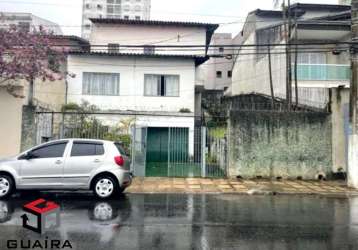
[0,193,358,249]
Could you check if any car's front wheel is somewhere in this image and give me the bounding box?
[93,176,118,199]
[0,175,14,200]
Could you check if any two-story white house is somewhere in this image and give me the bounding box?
[66,18,218,176]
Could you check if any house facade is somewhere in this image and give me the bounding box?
[66,19,218,177]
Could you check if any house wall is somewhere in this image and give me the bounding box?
[90,24,207,56]
[67,55,196,113]
[228,110,332,179]
[0,88,24,157]
[0,77,66,157]
[231,33,287,98]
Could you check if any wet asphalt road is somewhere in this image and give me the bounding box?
[0,193,358,250]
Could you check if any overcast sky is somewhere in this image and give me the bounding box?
[0,0,338,37]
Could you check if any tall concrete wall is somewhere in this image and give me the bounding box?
[20,105,37,152]
[228,111,332,179]
[331,88,350,173]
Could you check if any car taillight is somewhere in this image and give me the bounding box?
[114,156,124,167]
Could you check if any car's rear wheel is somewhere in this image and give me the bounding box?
[0,175,14,200]
[93,176,118,199]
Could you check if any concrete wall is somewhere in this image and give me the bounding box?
[228,110,332,179]
[331,87,350,173]
[67,55,196,112]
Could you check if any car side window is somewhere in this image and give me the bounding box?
[114,143,127,156]
[71,142,104,157]
[31,143,67,159]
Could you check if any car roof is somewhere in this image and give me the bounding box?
[67,138,114,143]
[43,139,114,144]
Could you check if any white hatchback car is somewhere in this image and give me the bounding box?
[0,139,132,199]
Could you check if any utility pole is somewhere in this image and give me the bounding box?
[287,0,292,109]
[294,9,298,107]
[283,0,292,110]
[268,44,275,108]
[349,0,358,188]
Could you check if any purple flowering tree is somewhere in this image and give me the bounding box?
[0,26,66,104]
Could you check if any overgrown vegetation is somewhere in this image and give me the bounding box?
[61,101,133,152]
[208,127,226,139]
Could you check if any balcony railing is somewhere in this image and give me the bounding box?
[295,64,350,81]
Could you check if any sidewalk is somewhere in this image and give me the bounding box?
[125,177,358,196]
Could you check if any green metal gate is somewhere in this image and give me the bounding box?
[132,126,227,178]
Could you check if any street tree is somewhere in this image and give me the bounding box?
[0,25,66,104]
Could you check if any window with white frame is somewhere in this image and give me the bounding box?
[82,72,120,96]
[144,74,180,97]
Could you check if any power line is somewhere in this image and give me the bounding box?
[2,42,353,49]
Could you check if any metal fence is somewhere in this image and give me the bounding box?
[131,125,227,178]
[35,112,227,178]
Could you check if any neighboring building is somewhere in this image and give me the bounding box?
[0,36,89,157]
[67,19,218,177]
[196,33,234,90]
[339,0,351,5]
[0,12,62,34]
[232,3,351,107]
[231,3,351,175]
[81,0,151,39]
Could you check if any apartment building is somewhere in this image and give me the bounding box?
[339,0,351,4]
[0,12,62,34]
[81,0,151,39]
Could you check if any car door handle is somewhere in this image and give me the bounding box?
[94,159,101,163]
[55,160,62,165]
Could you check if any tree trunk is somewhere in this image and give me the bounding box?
[28,77,34,106]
